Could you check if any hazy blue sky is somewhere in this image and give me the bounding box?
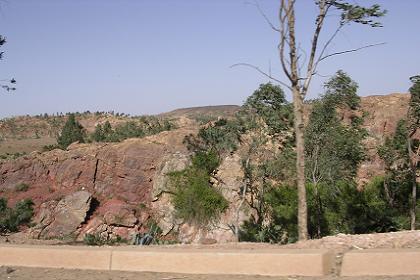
[0,0,419,118]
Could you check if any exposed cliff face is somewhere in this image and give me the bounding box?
[151,153,249,244]
[357,93,410,185]
[0,94,412,243]
[0,140,161,206]
[0,125,195,241]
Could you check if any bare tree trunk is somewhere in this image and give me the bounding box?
[410,175,417,230]
[408,137,417,230]
[383,178,394,207]
[235,158,250,241]
[275,0,383,241]
[293,87,308,240]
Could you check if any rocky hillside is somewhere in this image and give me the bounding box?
[160,105,240,119]
[0,94,412,243]
[357,93,410,184]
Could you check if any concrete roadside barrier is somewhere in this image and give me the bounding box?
[111,248,334,276]
[341,249,420,276]
[0,245,333,276]
[0,245,112,270]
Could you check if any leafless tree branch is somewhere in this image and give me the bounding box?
[301,2,329,96]
[246,1,280,32]
[318,42,386,62]
[230,63,292,90]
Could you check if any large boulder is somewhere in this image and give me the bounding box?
[101,199,138,227]
[31,191,92,239]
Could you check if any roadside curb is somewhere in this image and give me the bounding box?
[2,245,420,276]
[0,245,111,271]
[0,245,332,276]
[110,248,333,276]
[340,248,420,276]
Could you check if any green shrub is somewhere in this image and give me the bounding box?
[57,114,85,149]
[90,118,174,143]
[83,233,127,246]
[184,118,241,156]
[194,114,218,125]
[0,198,7,212]
[0,198,34,233]
[170,152,228,228]
[83,233,104,245]
[243,83,293,135]
[239,179,405,243]
[240,185,298,243]
[42,144,60,152]
[15,183,29,192]
[191,151,220,174]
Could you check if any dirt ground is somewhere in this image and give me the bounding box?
[0,137,56,155]
[0,266,419,280]
[3,230,420,250]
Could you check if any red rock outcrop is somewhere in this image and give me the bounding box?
[0,126,194,241]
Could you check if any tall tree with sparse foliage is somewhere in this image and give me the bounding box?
[407,76,420,229]
[239,0,386,240]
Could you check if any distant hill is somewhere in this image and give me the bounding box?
[0,94,411,157]
[160,105,240,119]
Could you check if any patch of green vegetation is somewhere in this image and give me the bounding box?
[0,152,27,161]
[184,118,241,156]
[193,114,219,125]
[91,117,175,143]
[14,183,29,192]
[83,233,127,246]
[239,179,406,243]
[0,198,34,234]
[238,73,410,243]
[170,151,228,228]
[57,113,86,149]
[42,144,60,152]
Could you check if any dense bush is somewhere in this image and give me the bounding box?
[0,198,34,234]
[14,183,29,192]
[83,233,127,246]
[243,83,293,135]
[184,118,241,156]
[170,152,228,228]
[0,152,27,160]
[57,114,86,149]
[240,180,404,243]
[305,71,366,187]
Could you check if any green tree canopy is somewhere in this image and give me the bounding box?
[57,114,85,149]
[305,71,365,186]
[243,83,293,135]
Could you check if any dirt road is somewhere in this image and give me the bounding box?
[1,266,419,280]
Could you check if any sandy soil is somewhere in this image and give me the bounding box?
[3,230,420,250]
[0,137,56,155]
[1,266,420,280]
